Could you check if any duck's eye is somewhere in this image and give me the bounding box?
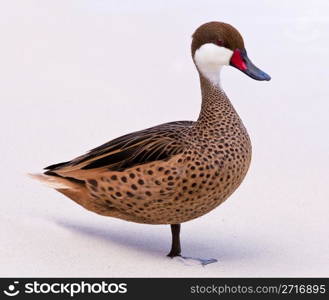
[215,40,224,46]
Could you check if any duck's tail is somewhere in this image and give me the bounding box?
[29,172,144,222]
[28,172,91,208]
[28,173,73,189]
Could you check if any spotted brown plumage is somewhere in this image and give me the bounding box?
[32,21,270,259]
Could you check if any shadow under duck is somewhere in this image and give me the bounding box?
[33,22,270,259]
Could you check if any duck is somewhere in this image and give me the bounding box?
[32,21,270,261]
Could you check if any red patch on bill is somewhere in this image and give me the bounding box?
[230,49,247,70]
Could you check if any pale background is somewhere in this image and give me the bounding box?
[0,0,328,277]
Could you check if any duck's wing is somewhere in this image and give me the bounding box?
[45,121,194,176]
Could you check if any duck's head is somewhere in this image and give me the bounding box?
[192,22,271,85]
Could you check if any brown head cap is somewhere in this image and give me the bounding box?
[191,22,245,58]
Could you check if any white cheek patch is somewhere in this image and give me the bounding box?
[194,43,233,86]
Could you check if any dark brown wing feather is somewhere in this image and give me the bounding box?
[45,121,193,172]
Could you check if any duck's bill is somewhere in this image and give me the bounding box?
[230,49,271,81]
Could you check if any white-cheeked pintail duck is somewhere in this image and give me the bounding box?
[33,21,270,260]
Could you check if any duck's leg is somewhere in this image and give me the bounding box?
[167,224,181,257]
[167,223,218,265]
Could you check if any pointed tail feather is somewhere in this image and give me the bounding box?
[28,173,91,208]
[28,172,138,221]
[28,173,74,190]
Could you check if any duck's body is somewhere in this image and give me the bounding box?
[33,22,269,259]
[44,81,251,225]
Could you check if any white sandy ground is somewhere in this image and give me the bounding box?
[1,0,329,277]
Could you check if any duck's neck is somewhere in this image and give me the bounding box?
[195,73,241,133]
